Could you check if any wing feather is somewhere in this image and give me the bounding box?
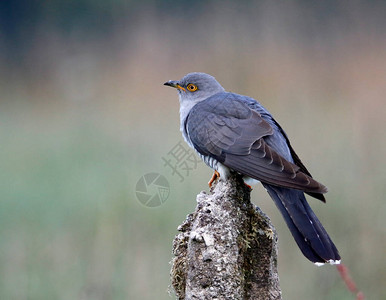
[186,93,327,194]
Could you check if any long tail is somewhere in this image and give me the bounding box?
[263,184,341,264]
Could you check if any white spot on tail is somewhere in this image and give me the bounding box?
[314,259,341,267]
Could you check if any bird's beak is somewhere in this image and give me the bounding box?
[164,80,186,91]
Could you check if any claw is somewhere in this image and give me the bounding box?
[208,170,220,187]
[244,183,252,190]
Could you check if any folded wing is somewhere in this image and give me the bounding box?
[186,94,327,194]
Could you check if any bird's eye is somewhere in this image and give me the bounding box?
[186,83,198,92]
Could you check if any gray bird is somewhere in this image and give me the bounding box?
[164,72,340,265]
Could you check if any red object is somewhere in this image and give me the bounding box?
[336,263,365,300]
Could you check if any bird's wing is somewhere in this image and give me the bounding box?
[186,94,327,194]
[268,117,327,201]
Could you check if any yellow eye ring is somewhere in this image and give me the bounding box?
[186,83,198,92]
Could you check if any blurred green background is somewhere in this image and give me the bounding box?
[1,1,385,299]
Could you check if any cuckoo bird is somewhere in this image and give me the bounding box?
[164,72,340,265]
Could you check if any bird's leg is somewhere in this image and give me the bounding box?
[208,170,220,187]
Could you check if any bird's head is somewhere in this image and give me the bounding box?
[164,72,225,104]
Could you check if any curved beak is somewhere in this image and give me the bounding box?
[164,80,186,91]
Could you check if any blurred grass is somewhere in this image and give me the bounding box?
[1,1,386,299]
[0,104,185,299]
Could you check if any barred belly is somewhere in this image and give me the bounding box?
[198,152,218,170]
[197,152,233,180]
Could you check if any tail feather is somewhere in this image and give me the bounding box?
[263,184,340,264]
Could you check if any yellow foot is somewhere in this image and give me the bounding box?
[208,170,220,187]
